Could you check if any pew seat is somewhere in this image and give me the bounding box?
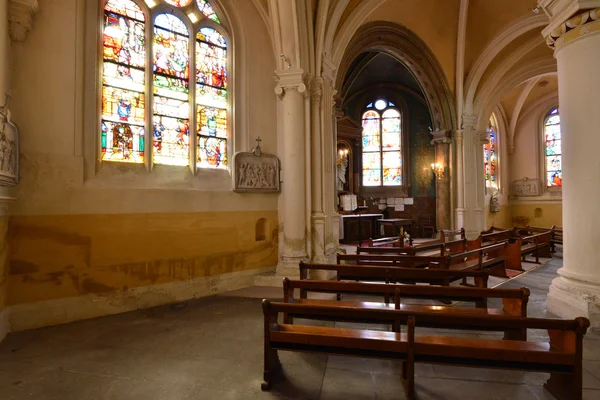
[262,301,589,400]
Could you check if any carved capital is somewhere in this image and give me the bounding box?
[478,131,490,145]
[310,77,323,104]
[321,56,337,86]
[274,68,308,100]
[430,130,452,145]
[8,0,39,42]
[543,6,600,49]
[453,129,464,141]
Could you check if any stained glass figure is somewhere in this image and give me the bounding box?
[545,108,562,187]
[361,102,402,187]
[196,27,228,168]
[165,0,193,7]
[197,0,221,23]
[153,13,190,166]
[101,0,146,163]
[483,120,497,183]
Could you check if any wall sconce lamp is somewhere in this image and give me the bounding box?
[337,148,349,165]
[431,162,445,180]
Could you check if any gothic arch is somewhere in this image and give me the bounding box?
[336,21,456,131]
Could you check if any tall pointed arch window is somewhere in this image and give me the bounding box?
[361,100,402,187]
[101,0,229,170]
[544,108,562,187]
[484,118,497,186]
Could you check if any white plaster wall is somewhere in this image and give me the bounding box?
[9,0,278,216]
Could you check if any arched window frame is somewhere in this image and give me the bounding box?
[359,98,410,195]
[98,0,232,175]
[541,107,562,191]
[484,113,500,193]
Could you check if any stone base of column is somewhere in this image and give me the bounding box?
[548,273,600,331]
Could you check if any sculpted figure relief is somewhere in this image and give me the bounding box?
[233,140,280,193]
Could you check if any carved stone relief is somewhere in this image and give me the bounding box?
[511,177,539,197]
[0,97,19,186]
[233,138,280,193]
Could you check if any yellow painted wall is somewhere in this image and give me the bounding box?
[486,205,512,230]
[9,211,277,306]
[7,0,279,330]
[509,203,562,228]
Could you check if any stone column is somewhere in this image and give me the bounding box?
[310,77,326,263]
[273,69,308,278]
[542,7,600,328]
[455,114,486,238]
[431,131,452,231]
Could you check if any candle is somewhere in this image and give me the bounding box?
[363,200,366,206]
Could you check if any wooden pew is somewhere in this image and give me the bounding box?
[394,285,530,338]
[481,227,552,268]
[282,279,530,338]
[356,237,468,257]
[440,228,465,242]
[260,300,416,395]
[551,225,563,252]
[262,300,590,400]
[337,253,441,268]
[299,262,490,289]
[343,242,508,277]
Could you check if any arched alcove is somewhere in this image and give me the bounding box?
[336,21,456,132]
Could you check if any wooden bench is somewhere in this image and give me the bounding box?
[357,237,469,257]
[340,242,508,277]
[440,228,466,242]
[262,301,590,400]
[299,262,491,289]
[394,285,530,338]
[551,225,563,251]
[526,225,563,253]
[282,279,529,338]
[261,300,416,395]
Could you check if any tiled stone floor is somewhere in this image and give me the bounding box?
[1,253,600,399]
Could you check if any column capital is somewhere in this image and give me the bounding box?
[477,131,490,145]
[274,68,308,100]
[430,130,452,145]
[310,77,323,103]
[8,0,39,42]
[539,1,600,49]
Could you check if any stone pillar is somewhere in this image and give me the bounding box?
[310,78,326,263]
[456,114,485,238]
[431,130,452,231]
[454,128,465,230]
[543,7,600,329]
[273,69,308,278]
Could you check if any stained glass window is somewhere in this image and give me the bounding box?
[197,0,220,23]
[165,0,193,7]
[100,0,229,169]
[484,119,497,184]
[545,108,562,187]
[196,27,227,168]
[153,13,190,166]
[361,101,402,187]
[101,0,147,163]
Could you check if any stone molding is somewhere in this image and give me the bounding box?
[274,68,308,99]
[430,130,452,145]
[545,7,600,48]
[538,0,600,37]
[8,0,39,42]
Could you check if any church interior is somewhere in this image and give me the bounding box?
[1,0,600,399]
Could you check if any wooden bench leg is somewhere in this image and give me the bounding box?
[545,373,582,400]
[401,316,416,400]
[262,346,281,391]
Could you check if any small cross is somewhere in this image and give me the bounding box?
[253,136,262,156]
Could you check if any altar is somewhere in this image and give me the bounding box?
[339,213,384,243]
